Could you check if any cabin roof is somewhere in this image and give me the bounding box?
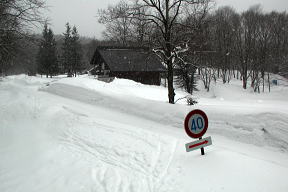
[90,46,166,72]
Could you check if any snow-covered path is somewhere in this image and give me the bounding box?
[0,77,180,192]
[1,75,288,192]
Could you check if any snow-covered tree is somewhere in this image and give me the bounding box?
[133,0,211,104]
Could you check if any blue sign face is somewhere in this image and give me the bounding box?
[188,114,206,135]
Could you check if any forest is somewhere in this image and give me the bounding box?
[1,0,288,103]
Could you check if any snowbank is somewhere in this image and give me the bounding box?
[0,74,288,192]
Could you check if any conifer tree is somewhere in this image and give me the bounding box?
[37,24,58,77]
[61,23,82,77]
[71,26,82,76]
[62,22,73,76]
[47,29,58,76]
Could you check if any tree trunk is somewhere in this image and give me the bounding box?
[268,73,271,92]
[167,61,175,104]
[262,72,265,93]
[242,66,247,89]
[190,70,195,95]
[185,74,191,94]
[243,71,247,89]
[243,79,247,89]
[222,69,226,84]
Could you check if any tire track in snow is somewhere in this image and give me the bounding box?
[57,111,180,192]
[39,81,183,191]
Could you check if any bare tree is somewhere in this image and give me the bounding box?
[212,6,237,84]
[254,13,273,92]
[98,0,133,46]
[133,0,211,104]
[0,0,46,75]
[174,1,212,93]
[130,4,155,46]
[270,12,288,80]
[233,6,261,89]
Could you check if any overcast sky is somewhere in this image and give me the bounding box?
[41,0,288,39]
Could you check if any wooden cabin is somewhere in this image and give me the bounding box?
[90,47,165,85]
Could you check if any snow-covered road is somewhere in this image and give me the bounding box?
[44,82,288,152]
[1,75,288,192]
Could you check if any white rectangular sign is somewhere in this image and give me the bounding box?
[185,136,212,152]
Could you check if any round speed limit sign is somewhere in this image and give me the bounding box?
[184,109,208,139]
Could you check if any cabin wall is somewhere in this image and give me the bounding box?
[91,49,164,85]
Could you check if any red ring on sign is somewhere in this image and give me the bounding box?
[184,109,208,139]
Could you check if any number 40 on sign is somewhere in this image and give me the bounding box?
[191,117,204,131]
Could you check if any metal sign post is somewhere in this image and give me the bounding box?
[184,109,212,155]
[199,137,205,155]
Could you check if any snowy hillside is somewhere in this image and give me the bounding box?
[0,74,288,192]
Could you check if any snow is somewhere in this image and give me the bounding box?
[0,74,288,192]
[52,76,188,103]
